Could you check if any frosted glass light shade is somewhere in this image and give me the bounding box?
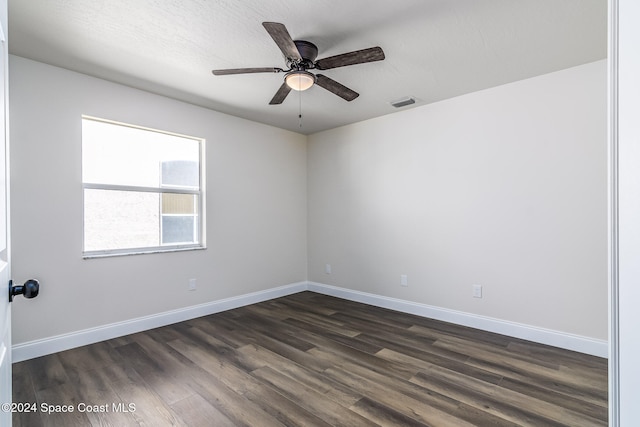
[285,71,315,91]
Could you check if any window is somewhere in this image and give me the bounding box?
[82,117,204,257]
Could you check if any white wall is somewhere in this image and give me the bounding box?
[9,56,307,346]
[308,60,607,341]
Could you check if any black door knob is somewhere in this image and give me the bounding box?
[9,279,40,302]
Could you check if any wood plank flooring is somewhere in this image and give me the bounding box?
[12,291,608,426]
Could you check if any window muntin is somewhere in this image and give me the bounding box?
[82,117,204,256]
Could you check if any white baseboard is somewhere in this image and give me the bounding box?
[12,280,607,362]
[11,281,307,363]
[307,282,608,358]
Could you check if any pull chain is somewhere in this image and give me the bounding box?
[298,88,303,128]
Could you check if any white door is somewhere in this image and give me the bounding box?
[0,1,11,425]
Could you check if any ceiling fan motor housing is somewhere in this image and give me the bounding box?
[292,40,318,67]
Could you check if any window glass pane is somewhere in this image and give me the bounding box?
[161,160,199,189]
[161,216,197,244]
[84,189,160,251]
[82,119,200,188]
[162,193,197,215]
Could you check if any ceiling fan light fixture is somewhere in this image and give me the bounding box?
[285,70,315,91]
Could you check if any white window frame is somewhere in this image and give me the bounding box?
[82,116,206,258]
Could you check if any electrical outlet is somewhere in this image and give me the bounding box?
[400,274,408,287]
[325,264,332,274]
[472,284,482,298]
[188,279,197,291]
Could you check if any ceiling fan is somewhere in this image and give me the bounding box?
[212,22,385,105]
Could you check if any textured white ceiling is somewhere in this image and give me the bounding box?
[8,0,607,135]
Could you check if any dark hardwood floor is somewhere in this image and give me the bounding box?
[12,291,608,426]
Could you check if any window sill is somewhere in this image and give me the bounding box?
[83,245,206,259]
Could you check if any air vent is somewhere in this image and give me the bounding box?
[390,97,416,108]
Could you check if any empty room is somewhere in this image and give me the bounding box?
[2,0,639,426]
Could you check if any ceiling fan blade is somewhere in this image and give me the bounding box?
[315,46,385,70]
[269,82,292,105]
[262,22,302,61]
[315,74,359,101]
[212,67,281,76]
